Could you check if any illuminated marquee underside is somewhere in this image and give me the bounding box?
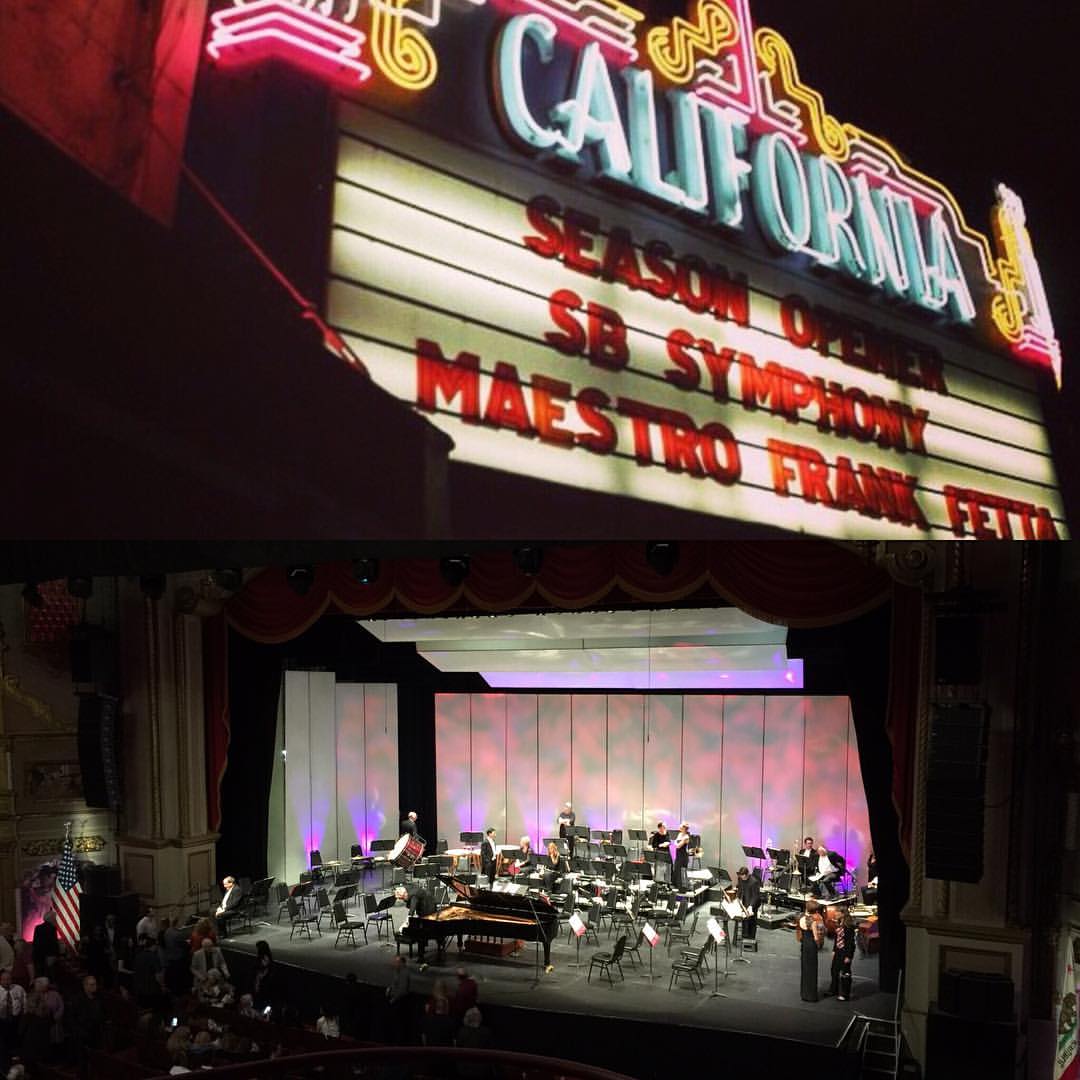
[206,0,1063,384]
[325,104,1067,540]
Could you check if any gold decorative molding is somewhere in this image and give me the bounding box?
[22,835,106,857]
[0,674,67,733]
[903,913,1030,945]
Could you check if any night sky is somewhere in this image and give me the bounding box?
[651,0,1080,523]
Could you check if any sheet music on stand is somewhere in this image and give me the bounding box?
[706,917,729,996]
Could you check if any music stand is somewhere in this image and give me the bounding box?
[460,831,483,845]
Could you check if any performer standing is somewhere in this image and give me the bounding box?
[734,867,760,942]
[827,911,856,1000]
[798,900,825,1002]
[649,822,671,883]
[480,829,497,882]
[673,822,691,890]
[557,802,576,859]
[401,811,419,837]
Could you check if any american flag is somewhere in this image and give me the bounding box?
[50,829,82,949]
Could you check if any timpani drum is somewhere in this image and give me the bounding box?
[391,833,425,869]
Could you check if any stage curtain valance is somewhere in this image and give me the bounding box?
[223,541,892,643]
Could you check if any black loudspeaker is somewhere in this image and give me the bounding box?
[77,694,123,811]
[934,614,984,686]
[926,1006,1015,1079]
[70,625,118,692]
[80,891,140,938]
[80,863,122,897]
[925,702,988,882]
[939,969,1014,1021]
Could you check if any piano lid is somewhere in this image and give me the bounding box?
[440,874,479,901]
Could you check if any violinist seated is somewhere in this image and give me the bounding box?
[508,836,535,876]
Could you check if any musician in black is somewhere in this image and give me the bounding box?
[511,836,535,874]
[734,867,760,942]
[796,836,818,892]
[401,811,419,837]
[557,802,576,859]
[541,841,568,874]
[826,911,856,1000]
[481,828,497,882]
[649,822,671,883]
[673,822,691,890]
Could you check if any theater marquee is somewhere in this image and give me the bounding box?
[207,0,1067,539]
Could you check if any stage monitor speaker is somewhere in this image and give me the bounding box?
[77,694,123,811]
[925,702,988,883]
[926,1006,1015,1079]
[939,969,1013,1021]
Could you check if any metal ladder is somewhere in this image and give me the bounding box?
[837,970,905,1080]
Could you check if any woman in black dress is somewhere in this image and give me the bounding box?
[798,900,824,1002]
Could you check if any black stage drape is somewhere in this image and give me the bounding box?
[790,601,908,992]
[217,615,484,880]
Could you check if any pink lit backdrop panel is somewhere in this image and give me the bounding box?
[720,695,765,873]
[762,695,806,856]
[283,671,314,881]
[643,696,681,836]
[571,694,607,835]
[606,694,645,838]
[682,696,723,865]
[335,684,366,852]
[803,696,849,854]
[506,694,539,848]
[469,694,507,836]
[309,672,337,862]
[362,683,399,844]
[435,693,470,843]
[537,695,572,845]
[844,708,872,882]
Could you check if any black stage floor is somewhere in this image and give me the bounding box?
[220,897,893,1078]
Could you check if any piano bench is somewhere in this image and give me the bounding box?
[394,934,416,957]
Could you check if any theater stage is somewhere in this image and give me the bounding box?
[219,896,893,1079]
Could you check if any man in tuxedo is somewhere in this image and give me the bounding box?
[215,875,242,927]
[481,828,497,882]
[812,846,844,899]
[649,822,671,883]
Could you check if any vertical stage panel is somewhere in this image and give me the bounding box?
[537,696,571,845]
[469,694,507,839]
[266,684,287,885]
[643,696,681,838]
[307,672,338,862]
[364,683,399,844]
[283,671,313,887]
[506,694,539,848]
[682,696,723,865]
[571,694,607,833]
[719,696,765,875]
[435,693,470,846]
[606,694,644,841]
[762,695,806,858]
[803,696,849,854]
[335,683,367,855]
[844,705,872,879]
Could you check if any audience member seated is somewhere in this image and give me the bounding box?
[189,918,217,955]
[455,1006,494,1078]
[196,968,235,1008]
[251,940,277,1012]
[316,1004,340,1038]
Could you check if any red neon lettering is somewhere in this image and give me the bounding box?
[563,208,602,274]
[545,289,587,355]
[524,194,563,259]
[575,387,617,454]
[483,362,534,435]
[699,423,741,484]
[642,240,676,299]
[587,303,629,370]
[664,329,700,391]
[780,295,815,349]
[415,338,480,421]
[532,375,575,448]
[601,227,643,291]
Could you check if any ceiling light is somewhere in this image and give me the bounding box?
[352,557,380,585]
[440,555,470,587]
[645,541,679,576]
[285,565,315,596]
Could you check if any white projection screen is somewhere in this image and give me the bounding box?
[435,693,871,878]
[267,674,399,885]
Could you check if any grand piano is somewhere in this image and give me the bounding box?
[399,876,559,968]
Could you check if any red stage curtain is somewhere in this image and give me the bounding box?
[224,542,891,641]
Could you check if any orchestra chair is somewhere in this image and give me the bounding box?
[624,928,645,968]
[669,942,708,991]
[273,883,292,923]
[652,897,687,932]
[286,896,320,941]
[370,894,396,940]
[567,904,600,947]
[608,894,640,939]
[597,888,620,935]
[681,934,715,974]
[246,877,273,917]
[309,850,325,883]
[667,910,699,952]
[313,888,334,931]
[350,845,373,873]
[332,901,368,948]
[333,884,358,912]
[588,934,628,985]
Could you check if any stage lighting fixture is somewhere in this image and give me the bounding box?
[513,546,544,576]
[352,557,380,585]
[440,555,470,587]
[21,582,44,608]
[645,542,679,576]
[140,574,166,600]
[67,576,93,599]
[286,565,315,596]
[211,568,244,592]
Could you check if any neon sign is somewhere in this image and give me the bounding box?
[204,0,1062,383]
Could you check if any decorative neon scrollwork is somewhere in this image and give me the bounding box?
[646,0,739,85]
[369,0,439,89]
[754,27,848,161]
